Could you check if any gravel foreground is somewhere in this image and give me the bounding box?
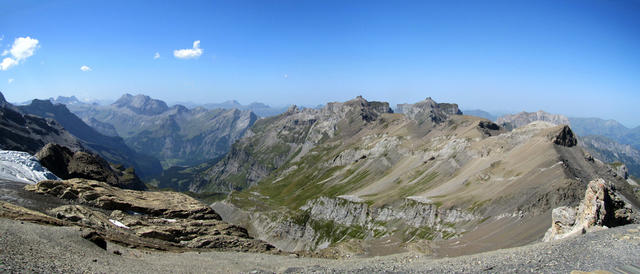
[0,218,639,273]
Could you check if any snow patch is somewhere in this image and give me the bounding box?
[109,219,130,229]
[0,150,59,184]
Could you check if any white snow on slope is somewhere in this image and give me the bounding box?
[0,150,60,184]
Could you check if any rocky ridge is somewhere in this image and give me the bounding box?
[0,92,84,154]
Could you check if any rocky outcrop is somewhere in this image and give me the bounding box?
[0,150,60,184]
[26,178,215,219]
[16,179,276,253]
[497,110,570,129]
[543,178,638,241]
[550,125,578,147]
[36,143,146,190]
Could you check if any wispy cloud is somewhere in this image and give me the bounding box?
[283,74,288,79]
[8,78,14,84]
[174,40,203,59]
[80,65,92,72]
[154,52,160,60]
[0,36,39,71]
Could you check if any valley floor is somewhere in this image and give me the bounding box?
[1,217,639,273]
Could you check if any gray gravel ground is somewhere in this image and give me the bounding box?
[1,217,639,273]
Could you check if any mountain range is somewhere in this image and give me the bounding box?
[64,94,258,169]
[195,96,638,254]
[2,91,639,259]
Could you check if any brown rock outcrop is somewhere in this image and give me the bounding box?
[21,179,276,253]
[26,178,219,219]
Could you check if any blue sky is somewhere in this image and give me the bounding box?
[1,0,639,126]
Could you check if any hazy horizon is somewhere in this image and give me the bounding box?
[1,0,639,127]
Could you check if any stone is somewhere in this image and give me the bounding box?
[82,230,107,250]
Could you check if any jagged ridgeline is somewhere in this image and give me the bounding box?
[196,96,639,255]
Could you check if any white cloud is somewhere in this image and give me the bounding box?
[0,36,39,71]
[154,52,160,60]
[8,78,14,84]
[80,65,92,72]
[174,40,203,59]
[1,57,18,70]
[283,74,288,79]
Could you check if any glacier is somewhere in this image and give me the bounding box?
[0,150,60,184]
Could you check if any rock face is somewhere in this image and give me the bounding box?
[18,98,162,178]
[19,179,275,253]
[67,93,258,170]
[0,150,60,184]
[497,110,570,129]
[543,178,638,241]
[36,143,146,190]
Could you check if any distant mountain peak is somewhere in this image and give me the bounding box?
[113,93,169,115]
[396,97,461,123]
[497,110,569,129]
